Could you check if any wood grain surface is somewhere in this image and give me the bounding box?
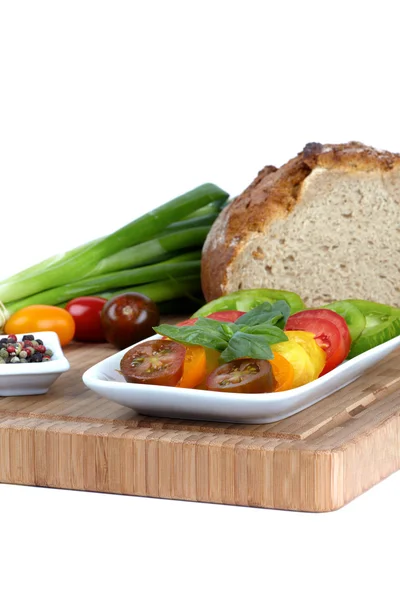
[0,330,399,511]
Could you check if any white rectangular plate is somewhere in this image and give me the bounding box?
[82,334,400,424]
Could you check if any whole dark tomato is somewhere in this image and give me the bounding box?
[65,296,107,343]
[101,292,160,349]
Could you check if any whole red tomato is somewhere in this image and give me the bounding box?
[100,292,160,349]
[65,296,107,342]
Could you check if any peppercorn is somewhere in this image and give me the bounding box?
[0,335,54,364]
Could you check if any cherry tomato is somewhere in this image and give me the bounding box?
[268,353,294,392]
[177,310,245,327]
[120,339,186,386]
[5,305,75,346]
[101,292,160,349]
[177,345,207,388]
[206,358,275,393]
[65,296,107,342]
[286,310,350,375]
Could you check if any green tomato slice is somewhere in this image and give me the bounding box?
[346,299,400,319]
[347,314,400,359]
[319,301,366,344]
[193,289,305,317]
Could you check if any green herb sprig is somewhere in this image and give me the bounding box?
[154,301,290,362]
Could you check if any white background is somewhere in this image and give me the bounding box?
[1,1,399,598]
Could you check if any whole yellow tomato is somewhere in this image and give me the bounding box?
[5,305,75,346]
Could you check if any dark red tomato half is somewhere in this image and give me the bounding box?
[286,309,351,375]
[120,339,186,386]
[65,296,107,343]
[177,310,245,327]
[206,358,275,393]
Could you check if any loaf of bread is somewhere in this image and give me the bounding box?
[201,142,400,307]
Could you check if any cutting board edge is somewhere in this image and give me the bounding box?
[1,412,399,512]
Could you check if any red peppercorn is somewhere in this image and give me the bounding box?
[36,345,46,354]
[7,345,15,353]
[7,335,17,343]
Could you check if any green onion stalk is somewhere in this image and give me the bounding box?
[0,183,228,305]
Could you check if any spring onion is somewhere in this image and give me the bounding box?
[0,183,228,304]
[86,225,210,277]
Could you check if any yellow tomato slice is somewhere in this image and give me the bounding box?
[284,330,326,379]
[268,352,294,392]
[271,340,315,388]
[177,345,207,389]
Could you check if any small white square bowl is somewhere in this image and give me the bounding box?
[0,331,70,396]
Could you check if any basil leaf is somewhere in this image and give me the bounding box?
[235,300,290,328]
[239,324,289,342]
[154,323,228,352]
[220,332,275,362]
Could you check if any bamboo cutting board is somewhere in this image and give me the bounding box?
[0,327,400,511]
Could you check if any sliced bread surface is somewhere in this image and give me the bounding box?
[201,142,400,306]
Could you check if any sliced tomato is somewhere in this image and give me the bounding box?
[120,339,186,386]
[176,317,198,327]
[286,310,350,375]
[271,340,316,388]
[268,353,294,392]
[284,331,326,379]
[297,309,351,350]
[206,358,275,393]
[176,310,245,327]
[206,310,246,322]
[177,345,207,389]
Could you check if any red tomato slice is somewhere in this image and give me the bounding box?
[294,309,351,351]
[206,310,246,322]
[176,317,198,327]
[177,310,245,327]
[206,358,275,393]
[285,312,350,375]
[120,339,186,386]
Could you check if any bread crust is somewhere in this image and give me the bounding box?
[201,142,400,301]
